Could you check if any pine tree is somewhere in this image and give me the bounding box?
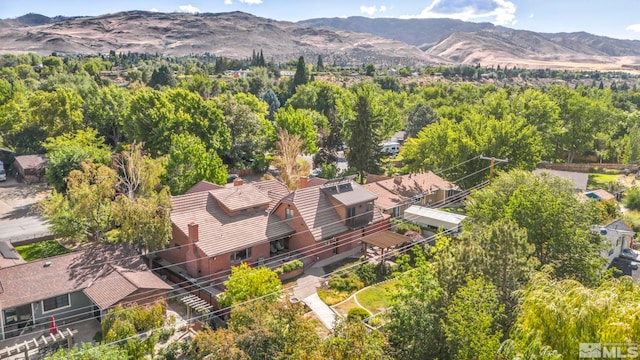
[292,56,309,92]
[317,55,324,71]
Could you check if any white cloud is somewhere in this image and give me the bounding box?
[239,0,263,4]
[224,0,232,4]
[360,6,377,16]
[529,13,534,18]
[403,0,517,26]
[150,8,159,12]
[626,24,640,32]
[178,4,200,13]
[359,5,388,17]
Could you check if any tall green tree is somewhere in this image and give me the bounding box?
[124,88,176,156]
[41,161,117,243]
[261,88,280,120]
[214,93,273,170]
[149,64,177,88]
[385,251,447,360]
[42,129,112,193]
[218,263,282,308]
[28,88,85,139]
[443,277,503,360]
[273,105,325,154]
[292,56,309,92]
[84,85,130,147]
[405,102,437,139]
[346,84,384,182]
[465,169,606,285]
[164,133,228,195]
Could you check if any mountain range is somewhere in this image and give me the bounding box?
[1,11,640,70]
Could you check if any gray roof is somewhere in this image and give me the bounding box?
[532,169,589,191]
[605,219,633,233]
[321,182,377,207]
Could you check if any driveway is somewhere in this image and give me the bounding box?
[0,176,51,244]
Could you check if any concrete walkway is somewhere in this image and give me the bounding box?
[303,293,337,330]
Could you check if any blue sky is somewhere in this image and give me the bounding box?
[2,0,640,40]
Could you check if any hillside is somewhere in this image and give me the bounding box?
[298,16,495,50]
[0,11,428,65]
[302,17,640,71]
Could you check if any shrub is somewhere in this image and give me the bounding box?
[347,307,370,322]
[623,188,640,211]
[356,263,377,286]
[367,316,382,327]
[328,271,363,293]
[395,221,421,235]
[282,259,303,273]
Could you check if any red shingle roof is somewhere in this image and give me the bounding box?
[210,185,271,212]
[363,172,456,210]
[0,244,170,309]
[279,181,385,241]
[171,181,295,257]
[83,263,172,309]
[185,181,224,194]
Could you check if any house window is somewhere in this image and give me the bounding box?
[347,207,356,219]
[231,247,252,263]
[367,202,374,212]
[392,206,400,217]
[42,294,70,313]
[285,208,294,219]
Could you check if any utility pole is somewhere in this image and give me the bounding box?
[479,155,509,185]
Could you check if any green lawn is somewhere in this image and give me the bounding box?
[356,278,400,314]
[15,240,72,261]
[588,173,619,190]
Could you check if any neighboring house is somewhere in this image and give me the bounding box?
[12,154,48,183]
[584,189,616,201]
[596,219,636,264]
[0,244,171,340]
[272,177,387,263]
[532,169,589,191]
[363,172,458,217]
[162,179,295,280]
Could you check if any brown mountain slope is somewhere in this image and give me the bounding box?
[0,11,428,65]
[426,29,640,70]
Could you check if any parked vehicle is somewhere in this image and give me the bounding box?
[621,247,639,260]
[380,142,400,156]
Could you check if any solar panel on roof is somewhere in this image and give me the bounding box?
[0,242,20,259]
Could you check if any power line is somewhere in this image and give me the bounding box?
[6,157,498,342]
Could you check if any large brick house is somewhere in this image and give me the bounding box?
[272,178,388,263]
[163,177,388,280]
[163,179,295,280]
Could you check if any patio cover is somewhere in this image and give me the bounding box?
[361,230,410,249]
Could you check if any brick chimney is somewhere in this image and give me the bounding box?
[187,222,199,243]
[233,177,244,187]
[299,176,309,189]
